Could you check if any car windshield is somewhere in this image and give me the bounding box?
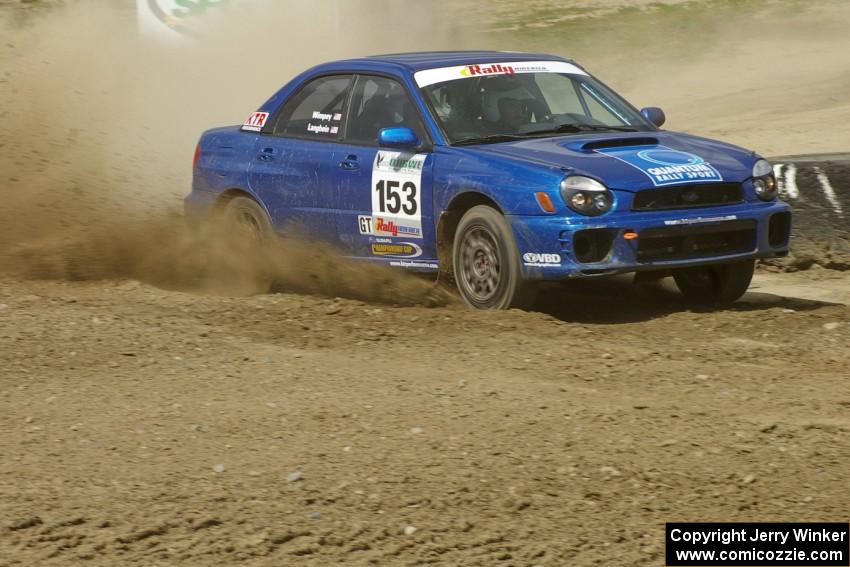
[416,63,654,145]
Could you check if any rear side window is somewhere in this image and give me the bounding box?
[345,75,426,146]
[272,75,353,140]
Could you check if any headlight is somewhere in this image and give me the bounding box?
[752,159,777,201]
[559,176,613,216]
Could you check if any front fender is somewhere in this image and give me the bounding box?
[433,146,565,216]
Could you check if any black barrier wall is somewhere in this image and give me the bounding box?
[772,154,850,238]
[766,154,850,270]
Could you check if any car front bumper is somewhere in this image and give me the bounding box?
[508,200,792,280]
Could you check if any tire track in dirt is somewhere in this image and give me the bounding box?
[1,278,849,565]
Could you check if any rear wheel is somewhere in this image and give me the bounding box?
[672,259,755,306]
[215,195,276,294]
[221,196,274,245]
[452,205,536,310]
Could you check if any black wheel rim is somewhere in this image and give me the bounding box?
[458,226,501,302]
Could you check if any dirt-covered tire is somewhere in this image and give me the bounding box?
[672,259,755,306]
[216,195,276,294]
[452,205,537,310]
[220,196,275,244]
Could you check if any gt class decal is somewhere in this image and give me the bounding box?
[596,146,723,186]
[358,215,373,235]
[371,151,426,239]
[241,111,269,132]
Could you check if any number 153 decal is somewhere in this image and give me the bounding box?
[371,151,426,239]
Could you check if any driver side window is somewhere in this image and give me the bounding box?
[344,75,426,146]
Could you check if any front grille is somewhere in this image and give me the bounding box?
[632,183,743,211]
[637,220,756,262]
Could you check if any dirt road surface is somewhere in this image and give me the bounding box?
[2,274,850,566]
[2,1,850,566]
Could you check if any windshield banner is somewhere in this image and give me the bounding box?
[414,61,588,87]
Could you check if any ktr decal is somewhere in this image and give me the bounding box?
[242,111,269,132]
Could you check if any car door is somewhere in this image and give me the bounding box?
[247,74,353,241]
[332,74,437,269]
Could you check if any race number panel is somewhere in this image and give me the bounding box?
[370,151,426,239]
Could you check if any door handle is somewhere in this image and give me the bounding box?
[338,154,360,170]
[257,147,275,162]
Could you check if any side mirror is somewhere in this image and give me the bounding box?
[378,126,420,149]
[640,107,666,128]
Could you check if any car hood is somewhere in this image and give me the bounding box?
[469,131,757,192]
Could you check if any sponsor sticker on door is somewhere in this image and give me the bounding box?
[370,242,423,259]
[371,151,426,239]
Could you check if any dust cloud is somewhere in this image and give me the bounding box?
[0,0,470,303]
[2,0,848,296]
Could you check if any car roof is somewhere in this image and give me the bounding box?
[324,51,573,73]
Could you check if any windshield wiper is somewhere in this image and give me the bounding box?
[451,124,638,145]
[527,123,639,136]
[452,134,527,146]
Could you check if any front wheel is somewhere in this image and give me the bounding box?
[672,259,755,306]
[452,205,536,310]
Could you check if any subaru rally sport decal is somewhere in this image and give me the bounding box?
[595,146,723,187]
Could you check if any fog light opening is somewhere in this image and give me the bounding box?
[768,211,791,248]
[573,229,616,263]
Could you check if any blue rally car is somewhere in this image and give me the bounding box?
[187,51,791,309]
